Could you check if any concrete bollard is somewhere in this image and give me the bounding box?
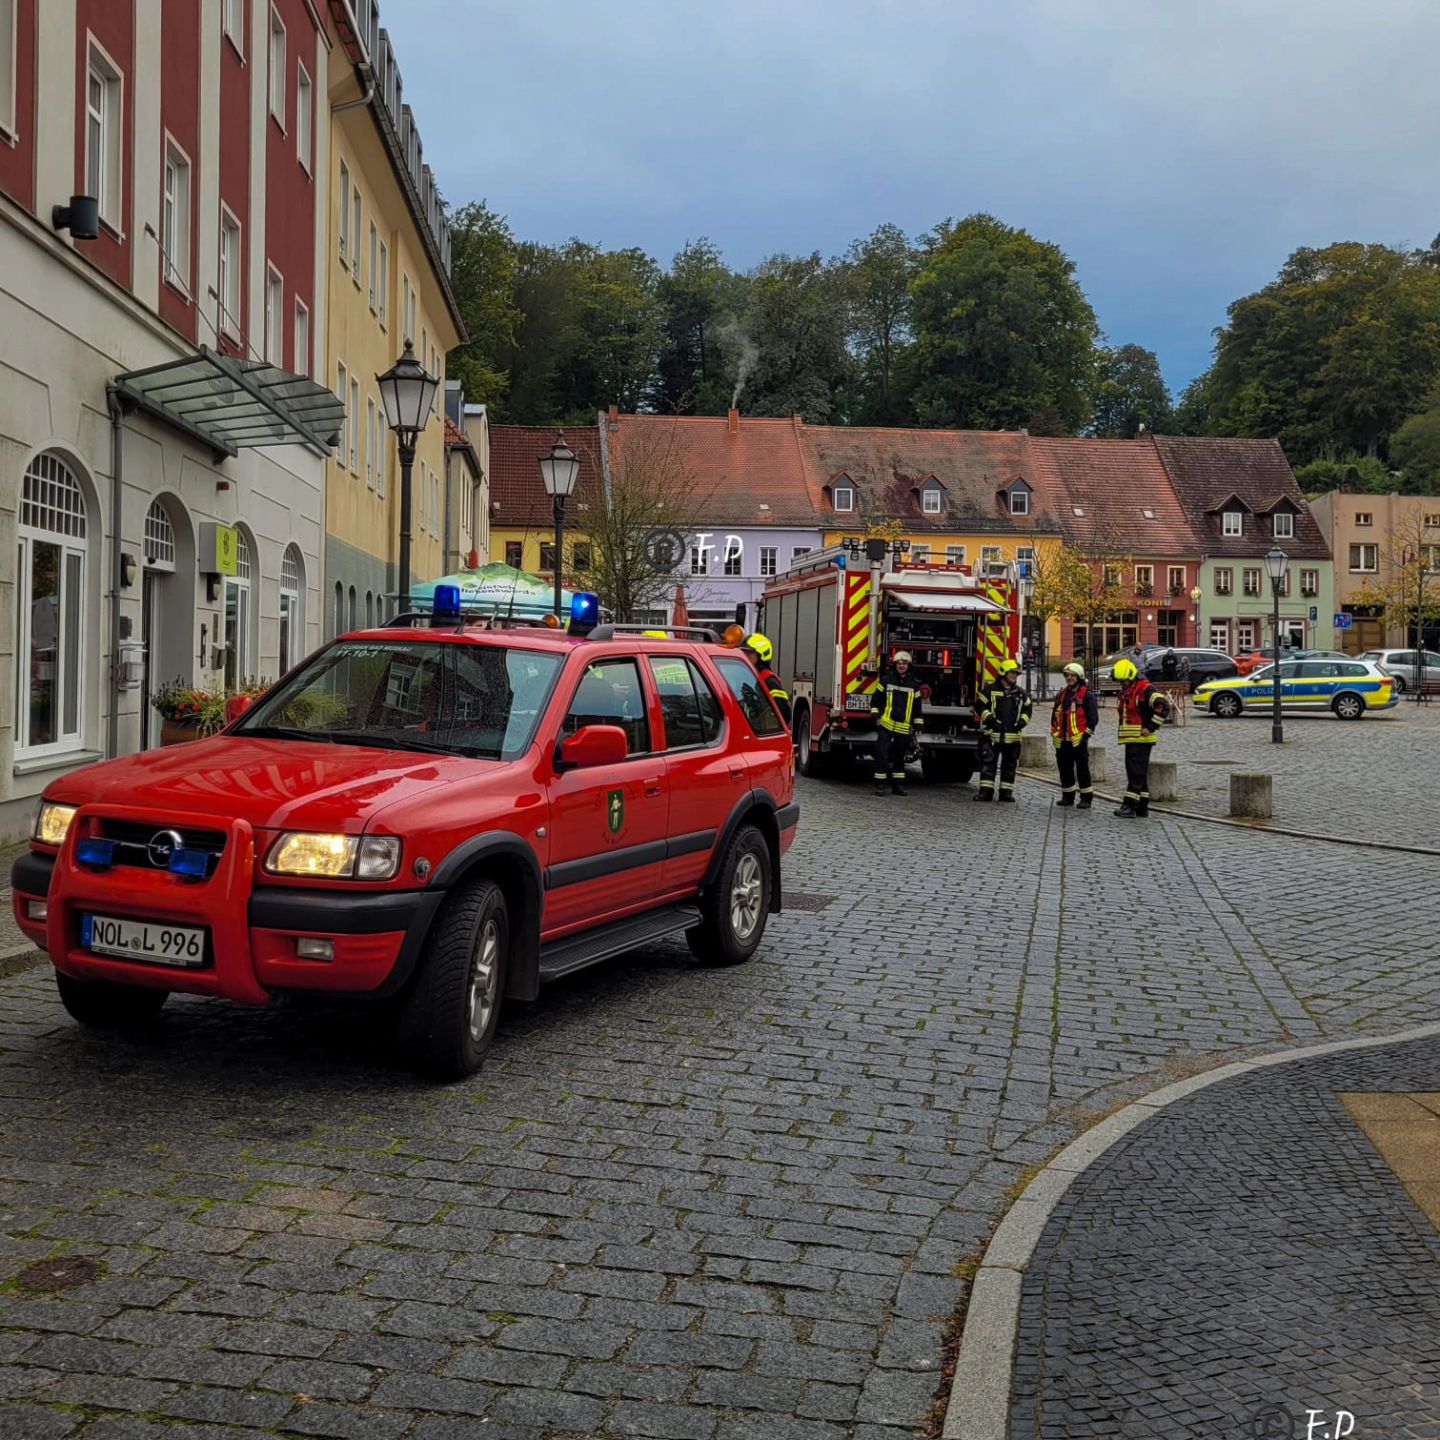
[1148,759,1178,803]
[1229,771,1273,819]
[1019,734,1050,769]
[1087,745,1108,784]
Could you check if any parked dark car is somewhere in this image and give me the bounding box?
[1099,647,1237,693]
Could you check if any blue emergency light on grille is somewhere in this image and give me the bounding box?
[168,849,213,878]
[77,838,117,868]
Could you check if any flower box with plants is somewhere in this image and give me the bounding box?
[151,680,266,745]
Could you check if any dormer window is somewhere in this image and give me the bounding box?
[1222,511,1243,537]
[832,483,854,513]
[1009,489,1029,516]
[1072,506,1085,517]
[1273,512,1293,539]
[922,488,942,515]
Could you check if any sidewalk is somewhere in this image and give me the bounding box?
[1007,1032,1440,1438]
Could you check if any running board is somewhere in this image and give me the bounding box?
[538,905,702,982]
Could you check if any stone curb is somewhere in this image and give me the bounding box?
[939,1019,1440,1440]
[1017,767,1440,859]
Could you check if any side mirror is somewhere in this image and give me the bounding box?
[557,724,629,772]
[225,694,256,725]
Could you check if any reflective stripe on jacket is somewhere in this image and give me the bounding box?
[871,674,924,735]
[757,665,792,725]
[1118,679,1167,744]
[1051,683,1099,747]
[977,682,1032,744]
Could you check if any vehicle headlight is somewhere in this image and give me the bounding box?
[265,833,401,880]
[34,802,77,847]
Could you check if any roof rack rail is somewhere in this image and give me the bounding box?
[585,623,720,643]
[378,609,559,632]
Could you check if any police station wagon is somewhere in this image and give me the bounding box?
[1194,657,1396,720]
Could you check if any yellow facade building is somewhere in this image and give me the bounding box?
[322,10,464,634]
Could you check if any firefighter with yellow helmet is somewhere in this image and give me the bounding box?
[974,658,1032,802]
[742,634,791,727]
[1112,657,1170,818]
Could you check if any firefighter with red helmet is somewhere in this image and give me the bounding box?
[1051,661,1100,809]
[1113,657,1170,818]
[974,659,1032,802]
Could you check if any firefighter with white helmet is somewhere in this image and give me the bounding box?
[1051,661,1100,809]
[974,658,1032,802]
[869,651,924,796]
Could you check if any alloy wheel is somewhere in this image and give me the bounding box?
[467,917,501,1043]
[730,852,764,942]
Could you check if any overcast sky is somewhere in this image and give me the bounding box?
[380,0,1438,395]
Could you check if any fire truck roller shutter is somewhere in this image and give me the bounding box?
[844,572,873,695]
[797,584,821,681]
[979,582,1010,688]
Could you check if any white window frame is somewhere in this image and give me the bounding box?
[161,136,192,292]
[222,0,245,55]
[279,545,303,673]
[791,546,811,563]
[223,531,253,693]
[15,454,89,760]
[946,545,965,565]
[983,545,1003,565]
[352,187,362,281]
[375,409,386,496]
[1222,510,1243,537]
[1009,488,1030,516]
[378,241,389,327]
[1167,565,1185,594]
[759,546,777,577]
[268,6,286,128]
[1236,620,1258,651]
[86,38,124,231]
[723,546,742,578]
[1355,512,1373,527]
[690,543,708,576]
[921,487,942,515]
[1300,569,1319,597]
[1243,568,1261,597]
[1135,565,1154,591]
[831,484,853,513]
[296,62,313,172]
[0,0,15,139]
[1273,512,1294,539]
[349,377,361,473]
[911,544,931,563]
[369,222,378,311]
[337,361,349,466]
[294,299,310,378]
[1214,566,1233,596]
[366,399,376,489]
[1349,543,1377,573]
[338,161,350,263]
[264,263,283,364]
[1209,620,1231,652]
[218,206,242,339]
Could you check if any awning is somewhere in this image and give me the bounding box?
[889,590,1012,615]
[113,346,346,459]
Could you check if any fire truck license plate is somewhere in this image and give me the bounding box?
[82,915,205,966]
[844,694,872,712]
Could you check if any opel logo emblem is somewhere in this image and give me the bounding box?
[147,830,184,867]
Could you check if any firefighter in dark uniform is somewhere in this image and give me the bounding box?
[1113,657,1170,818]
[870,651,923,796]
[743,634,791,727]
[1051,660,1100,809]
[974,659,1032,802]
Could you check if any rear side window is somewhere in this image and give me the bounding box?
[1340,662,1371,677]
[648,656,725,749]
[564,658,651,755]
[714,656,785,736]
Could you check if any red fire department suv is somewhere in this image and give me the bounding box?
[11,612,797,1079]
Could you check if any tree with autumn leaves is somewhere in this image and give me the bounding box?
[1352,511,1440,669]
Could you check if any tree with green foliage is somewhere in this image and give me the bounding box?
[904,214,1098,432]
[1292,456,1399,498]
[844,223,917,425]
[1389,403,1440,494]
[1188,242,1440,463]
[446,201,520,411]
[736,252,854,422]
[652,239,746,415]
[1088,344,1175,438]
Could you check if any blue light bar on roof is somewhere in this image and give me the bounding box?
[432,583,461,625]
[570,591,599,624]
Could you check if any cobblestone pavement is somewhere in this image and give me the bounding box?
[1010,1034,1440,1440]
[1024,691,1440,849]
[2,772,1440,1439]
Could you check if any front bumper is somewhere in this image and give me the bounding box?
[11,804,440,1004]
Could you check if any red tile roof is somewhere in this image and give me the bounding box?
[796,425,1063,534]
[610,413,816,526]
[444,418,481,476]
[1151,436,1331,559]
[488,425,603,530]
[1026,437,1198,557]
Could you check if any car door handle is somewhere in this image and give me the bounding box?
[729,765,744,779]
[644,783,663,798]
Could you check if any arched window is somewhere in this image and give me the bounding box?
[334,581,344,637]
[17,453,90,754]
[279,544,303,672]
[365,590,374,627]
[223,528,253,691]
[144,500,176,572]
[348,585,357,630]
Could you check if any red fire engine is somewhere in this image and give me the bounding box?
[759,538,1020,783]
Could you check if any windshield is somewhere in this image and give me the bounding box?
[236,640,564,760]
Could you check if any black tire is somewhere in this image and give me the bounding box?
[796,707,828,779]
[55,973,168,1028]
[399,877,508,1081]
[1333,692,1365,721]
[1212,693,1242,719]
[921,750,975,784]
[1392,673,1408,694]
[687,824,770,968]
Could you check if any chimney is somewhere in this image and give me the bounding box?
[727,408,739,435]
[607,404,619,432]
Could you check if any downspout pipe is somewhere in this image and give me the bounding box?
[105,387,125,760]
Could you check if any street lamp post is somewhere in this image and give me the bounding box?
[376,340,440,614]
[1189,585,1203,646]
[538,431,581,617]
[1264,546,1290,744]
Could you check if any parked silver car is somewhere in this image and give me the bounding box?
[1359,648,1440,693]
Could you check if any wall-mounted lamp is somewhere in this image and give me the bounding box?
[119,553,138,588]
[52,195,101,241]
[206,575,222,603]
